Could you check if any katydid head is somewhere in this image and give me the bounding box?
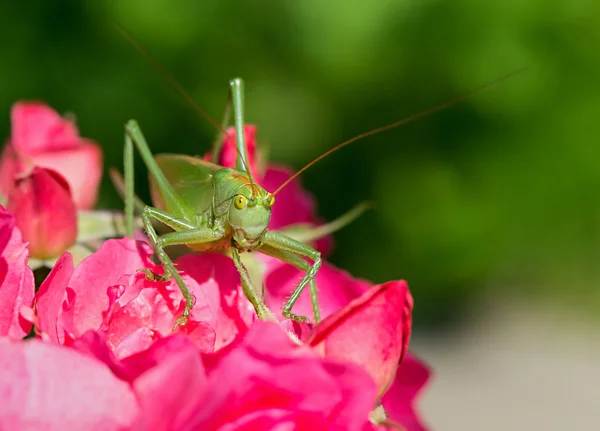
[213,168,274,249]
[229,186,274,248]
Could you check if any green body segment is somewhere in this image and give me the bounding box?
[151,154,218,219]
[150,153,274,253]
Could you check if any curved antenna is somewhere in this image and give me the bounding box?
[116,24,255,180]
[272,67,527,196]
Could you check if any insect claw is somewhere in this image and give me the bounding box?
[282,310,310,324]
[172,307,191,331]
[138,268,171,282]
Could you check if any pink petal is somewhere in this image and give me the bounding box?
[307,281,413,396]
[106,283,174,350]
[31,141,103,210]
[381,354,431,431]
[265,261,371,323]
[70,330,127,379]
[7,167,77,260]
[132,338,208,431]
[0,144,26,200]
[113,327,158,360]
[177,253,255,350]
[34,252,74,343]
[10,102,79,154]
[59,238,159,340]
[178,321,217,353]
[0,337,138,430]
[189,322,377,431]
[112,334,200,384]
[0,205,34,339]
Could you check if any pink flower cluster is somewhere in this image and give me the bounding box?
[0,103,430,430]
[0,102,102,259]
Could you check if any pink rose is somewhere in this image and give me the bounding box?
[120,321,378,431]
[31,238,254,356]
[0,205,34,339]
[6,167,77,259]
[0,101,103,209]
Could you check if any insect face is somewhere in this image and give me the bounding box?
[229,187,273,249]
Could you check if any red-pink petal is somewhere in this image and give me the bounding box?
[113,327,158,359]
[177,253,255,350]
[34,252,74,343]
[188,322,377,431]
[0,337,138,430]
[0,205,34,339]
[7,167,77,259]
[381,354,431,431]
[5,102,103,210]
[10,102,80,154]
[0,144,26,200]
[59,238,159,340]
[132,339,207,431]
[307,281,413,396]
[31,141,103,210]
[119,334,201,382]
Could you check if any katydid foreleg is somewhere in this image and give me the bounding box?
[231,246,277,321]
[258,243,320,323]
[141,208,196,329]
[260,231,321,323]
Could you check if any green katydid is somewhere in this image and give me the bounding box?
[118,29,525,329]
[123,78,326,328]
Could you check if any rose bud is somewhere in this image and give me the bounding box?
[7,167,77,259]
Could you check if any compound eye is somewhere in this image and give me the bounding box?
[234,194,248,210]
[264,193,275,208]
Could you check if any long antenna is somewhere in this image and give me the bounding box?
[116,24,224,133]
[272,67,527,196]
[116,24,255,180]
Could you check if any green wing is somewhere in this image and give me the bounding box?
[150,154,220,217]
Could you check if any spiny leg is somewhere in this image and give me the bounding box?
[138,207,197,282]
[261,230,321,323]
[142,206,221,329]
[259,243,320,323]
[230,246,277,322]
[124,120,191,237]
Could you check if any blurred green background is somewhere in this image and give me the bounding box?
[1,0,598,328]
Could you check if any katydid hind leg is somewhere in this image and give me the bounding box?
[229,78,254,182]
[110,166,147,216]
[125,120,190,219]
[261,231,321,323]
